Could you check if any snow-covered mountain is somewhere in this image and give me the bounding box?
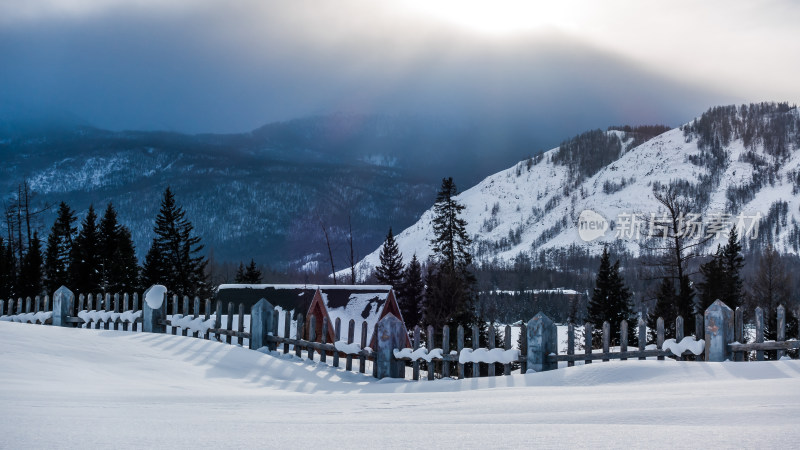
[351,103,800,276]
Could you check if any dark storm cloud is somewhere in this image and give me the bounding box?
[0,0,786,136]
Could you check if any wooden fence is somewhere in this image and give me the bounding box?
[1,288,798,381]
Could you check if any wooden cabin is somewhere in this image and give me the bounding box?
[305,285,411,348]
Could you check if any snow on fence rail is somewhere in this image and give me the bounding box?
[2,288,799,381]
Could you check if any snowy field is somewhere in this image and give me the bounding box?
[1,322,799,449]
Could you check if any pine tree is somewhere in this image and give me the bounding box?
[698,246,725,312]
[70,206,101,295]
[244,259,262,284]
[375,227,404,288]
[431,177,472,272]
[235,259,262,284]
[44,202,77,293]
[234,262,246,283]
[97,203,120,292]
[424,178,478,335]
[396,253,424,329]
[97,203,138,293]
[112,226,139,293]
[141,187,209,298]
[141,239,165,289]
[587,247,633,347]
[587,247,612,344]
[719,226,744,310]
[649,276,677,342]
[19,231,43,298]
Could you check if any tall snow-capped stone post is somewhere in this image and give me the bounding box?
[704,300,734,361]
[249,298,274,351]
[376,314,405,379]
[143,285,167,334]
[52,286,74,327]
[527,312,557,372]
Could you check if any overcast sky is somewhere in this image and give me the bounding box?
[1,0,798,135]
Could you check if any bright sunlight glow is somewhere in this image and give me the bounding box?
[401,0,577,35]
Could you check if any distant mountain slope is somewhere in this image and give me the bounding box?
[351,103,800,276]
[0,113,547,268]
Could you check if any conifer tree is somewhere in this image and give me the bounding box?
[649,276,677,341]
[141,188,209,298]
[587,247,633,347]
[113,226,139,293]
[141,239,165,288]
[44,202,77,293]
[98,203,120,291]
[235,259,262,284]
[243,259,262,284]
[375,227,404,288]
[424,178,478,333]
[96,203,138,293]
[720,226,744,309]
[431,178,472,272]
[70,206,101,295]
[234,262,246,283]
[19,231,43,298]
[397,253,424,329]
[698,246,725,312]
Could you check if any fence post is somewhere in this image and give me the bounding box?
[704,300,734,361]
[638,315,646,360]
[427,325,435,380]
[413,325,421,381]
[657,317,664,361]
[694,314,703,340]
[443,325,451,378]
[620,320,628,361]
[584,322,593,364]
[734,307,743,362]
[142,285,167,333]
[249,298,274,350]
[755,306,764,361]
[488,324,496,376]
[527,312,557,372]
[52,286,74,327]
[777,305,786,360]
[376,314,405,379]
[457,325,465,378]
[567,322,575,366]
[675,316,684,361]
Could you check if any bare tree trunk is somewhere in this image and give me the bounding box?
[320,219,336,285]
[15,185,24,267]
[23,180,32,247]
[348,215,356,284]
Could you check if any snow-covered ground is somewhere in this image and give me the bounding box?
[2,322,798,448]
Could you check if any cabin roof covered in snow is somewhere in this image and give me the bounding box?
[319,287,391,332]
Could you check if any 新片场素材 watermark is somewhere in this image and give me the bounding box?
[577,210,761,242]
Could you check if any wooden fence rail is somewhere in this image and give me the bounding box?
[2,286,798,382]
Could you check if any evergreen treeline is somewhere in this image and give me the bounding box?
[1,185,212,300]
